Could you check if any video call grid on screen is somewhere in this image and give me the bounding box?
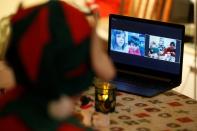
[109,16,184,75]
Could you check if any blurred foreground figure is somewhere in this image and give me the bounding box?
[0,0,115,131]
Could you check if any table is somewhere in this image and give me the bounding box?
[79,87,197,131]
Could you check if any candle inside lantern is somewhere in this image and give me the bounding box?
[103,82,110,89]
[94,79,116,114]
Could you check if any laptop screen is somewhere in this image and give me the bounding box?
[108,14,185,79]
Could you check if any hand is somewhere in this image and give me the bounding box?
[91,32,116,81]
[0,61,16,90]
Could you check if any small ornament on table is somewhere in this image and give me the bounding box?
[80,95,94,127]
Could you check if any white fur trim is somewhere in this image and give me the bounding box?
[48,95,74,120]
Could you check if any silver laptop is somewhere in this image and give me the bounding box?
[108,14,185,97]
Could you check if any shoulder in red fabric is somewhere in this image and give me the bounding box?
[0,86,24,109]
[0,115,30,131]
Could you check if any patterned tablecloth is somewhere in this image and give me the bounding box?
[80,87,197,131]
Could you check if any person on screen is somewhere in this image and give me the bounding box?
[111,30,127,52]
[164,52,175,62]
[139,37,145,56]
[149,41,159,59]
[128,36,141,56]
[163,42,176,62]
[163,42,176,56]
[158,37,165,55]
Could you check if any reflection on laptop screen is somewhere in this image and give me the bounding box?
[109,15,184,75]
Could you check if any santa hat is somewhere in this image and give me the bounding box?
[6,0,94,98]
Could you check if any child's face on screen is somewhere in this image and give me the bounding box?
[116,33,125,47]
[170,43,175,49]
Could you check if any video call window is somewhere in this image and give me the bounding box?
[111,29,145,56]
[148,35,177,62]
[111,29,180,63]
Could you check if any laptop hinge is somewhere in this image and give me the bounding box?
[117,69,171,82]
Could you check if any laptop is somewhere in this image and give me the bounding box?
[108,14,185,97]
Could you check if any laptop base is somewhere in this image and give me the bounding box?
[111,79,174,97]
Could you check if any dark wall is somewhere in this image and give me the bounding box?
[170,0,194,23]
